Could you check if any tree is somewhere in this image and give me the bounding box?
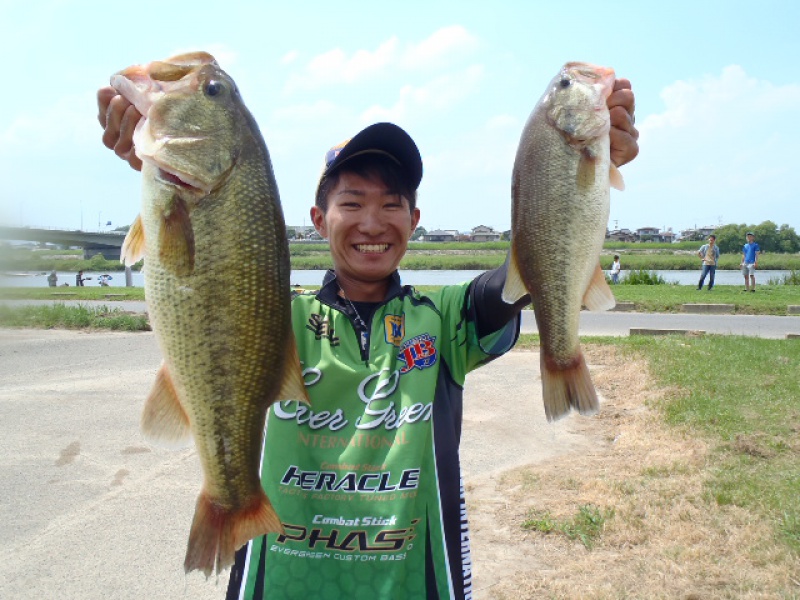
[411,226,427,241]
[714,221,799,254]
[778,224,800,253]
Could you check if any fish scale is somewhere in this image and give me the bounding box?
[113,51,309,577]
[503,62,623,421]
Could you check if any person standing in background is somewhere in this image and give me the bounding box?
[741,232,760,292]
[697,235,720,290]
[610,255,621,284]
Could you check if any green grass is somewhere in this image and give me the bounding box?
[0,303,150,331]
[610,283,799,314]
[0,287,146,301]
[2,280,798,316]
[527,333,800,555]
[522,504,614,549]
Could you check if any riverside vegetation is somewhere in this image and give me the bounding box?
[2,241,798,329]
[5,241,800,273]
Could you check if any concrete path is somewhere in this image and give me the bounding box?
[0,328,571,599]
[4,299,799,339]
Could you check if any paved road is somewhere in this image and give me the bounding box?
[5,299,799,339]
[0,328,580,598]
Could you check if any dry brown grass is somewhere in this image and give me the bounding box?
[473,346,800,599]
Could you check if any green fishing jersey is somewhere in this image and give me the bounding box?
[227,270,519,599]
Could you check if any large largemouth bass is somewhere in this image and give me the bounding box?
[503,62,624,421]
[111,52,309,577]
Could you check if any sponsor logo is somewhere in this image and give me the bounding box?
[383,314,405,346]
[307,313,339,346]
[397,333,437,373]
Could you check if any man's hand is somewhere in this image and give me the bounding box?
[608,79,639,167]
[97,86,143,171]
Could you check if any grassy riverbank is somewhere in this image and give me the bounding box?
[1,281,798,317]
[6,242,800,272]
[503,333,800,596]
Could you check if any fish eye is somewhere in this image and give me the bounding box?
[559,78,572,88]
[205,80,224,97]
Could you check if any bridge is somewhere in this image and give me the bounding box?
[0,226,127,261]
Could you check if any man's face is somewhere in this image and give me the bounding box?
[708,237,715,245]
[310,171,420,286]
[747,235,755,242]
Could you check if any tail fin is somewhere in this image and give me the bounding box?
[184,488,283,578]
[540,351,599,421]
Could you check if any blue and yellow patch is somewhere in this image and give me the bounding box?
[384,314,405,347]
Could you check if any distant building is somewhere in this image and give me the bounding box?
[606,228,636,242]
[423,229,459,242]
[636,227,676,243]
[469,225,502,242]
[680,226,715,241]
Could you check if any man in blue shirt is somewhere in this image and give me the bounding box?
[741,232,761,292]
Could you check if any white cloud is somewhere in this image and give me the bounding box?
[284,25,479,93]
[399,25,479,70]
[624,65,800,229]
[360,65,484,122]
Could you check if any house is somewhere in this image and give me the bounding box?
[469,225,502,242]
[680,226,715,242]
[636,227,676,243]
[423,229,459,242]
[606,228,636,242]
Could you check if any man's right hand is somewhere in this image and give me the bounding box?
[97,86,143,171]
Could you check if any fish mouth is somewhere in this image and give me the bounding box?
[354,243,390,254]
[155,166,204,193]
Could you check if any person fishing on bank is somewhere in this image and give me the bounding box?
[97,76,638,599]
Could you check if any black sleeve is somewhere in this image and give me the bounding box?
[467,259,531,339]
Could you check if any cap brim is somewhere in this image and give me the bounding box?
[323,122,423,190]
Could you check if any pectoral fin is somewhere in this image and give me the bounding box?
[121,214,146,266]
[276,335,310,405]
[501,246,529,304]
[140,362,191,447]
[159,196,195,276]
[583,263,616,312]
[576,153,596,191]
[609,163,625,191]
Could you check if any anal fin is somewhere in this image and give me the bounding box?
[583,263,616,312]
[140,362,191,447]
[276,334,311,405]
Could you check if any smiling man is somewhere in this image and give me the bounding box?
[98,81,638,599]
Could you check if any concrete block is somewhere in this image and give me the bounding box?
[682,303,735,314]
[630,328,706,337]
[611,302,635,312]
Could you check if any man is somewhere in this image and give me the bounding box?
[697,234,720,290]
[97,78,638,599]
[741,231,761,292]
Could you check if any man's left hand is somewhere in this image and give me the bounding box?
[608,78,639,167]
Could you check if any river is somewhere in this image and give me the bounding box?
[1,269,795,289]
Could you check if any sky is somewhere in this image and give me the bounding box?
[1,0,799,237]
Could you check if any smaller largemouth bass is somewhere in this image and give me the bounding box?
[503,62,624,421]
[111,52,309,577]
